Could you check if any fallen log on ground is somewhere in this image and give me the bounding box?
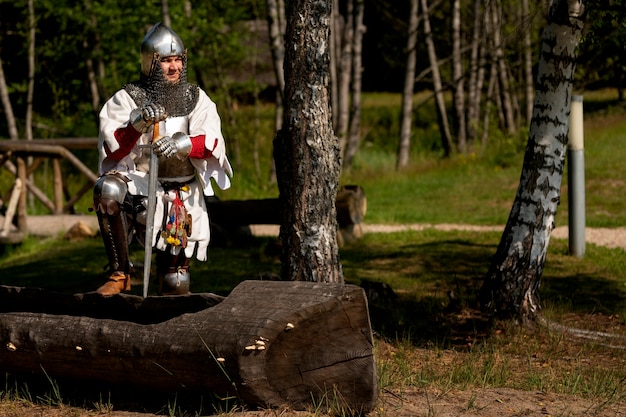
[207,185,367,246]
[0,280,377,412]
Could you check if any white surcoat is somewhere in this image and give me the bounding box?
[97,88,233,261]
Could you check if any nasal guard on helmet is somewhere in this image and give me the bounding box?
[140,22,186,78]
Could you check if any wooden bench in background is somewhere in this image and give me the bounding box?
[0,138,367,246]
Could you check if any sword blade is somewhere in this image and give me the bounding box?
[143,122,160,298]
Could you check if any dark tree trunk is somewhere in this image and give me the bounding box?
[0,281,377,412]
[273,0,343,283]
[480,0,586,322]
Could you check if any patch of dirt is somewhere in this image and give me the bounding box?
[1,388,623,417]
[11,217,626,252]
[378,387,625,417]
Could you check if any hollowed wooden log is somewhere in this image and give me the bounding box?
[0,280,377,412]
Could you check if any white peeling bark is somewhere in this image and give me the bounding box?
[480,0,586,322]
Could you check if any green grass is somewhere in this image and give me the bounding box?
[1,90,626,415]
[4,89,626,228]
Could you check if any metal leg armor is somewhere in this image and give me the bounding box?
[156,251,190,295]
[93,175,132,296]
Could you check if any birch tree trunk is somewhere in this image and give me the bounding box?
[267,0,286,96]
[451,0,467,152]
[266,0,286,185]
[479,0,586,322]
[522,0,535,123]
[491,0,517,136]
[482,59,497,146]
[397,0,420,169]
[466,0,485,143]
[420,0,452,157]
[274,0,343,283]
[342,0,365,168]
[25,0,36,209]
[84,5,101,125]
[335,0,354,155]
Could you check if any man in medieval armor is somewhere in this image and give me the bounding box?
[93,22,232,296]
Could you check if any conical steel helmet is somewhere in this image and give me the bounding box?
[140,22,186,78]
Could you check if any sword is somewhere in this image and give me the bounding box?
[143,121,160,298]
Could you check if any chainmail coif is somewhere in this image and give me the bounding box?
[124,54,199,118]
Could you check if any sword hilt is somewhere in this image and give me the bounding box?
[152,121,160,143]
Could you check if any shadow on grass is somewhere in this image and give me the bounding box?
[2,232,625,345]
[341,235,496,347]
[1,370,234,416]
[340,231,626,348]
[1,230,625,413]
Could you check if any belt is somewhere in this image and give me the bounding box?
[159,177,196,192]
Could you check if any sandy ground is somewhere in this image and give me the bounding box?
[1,386,624,417]
[5,214,625,251]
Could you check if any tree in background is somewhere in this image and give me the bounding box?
[340,0,365,170]
[0,0,623,173]
[420,0,453,157]
[451,0,466,152]
[578,0,626,98]
[0,0,256,138]
[479,0,586,323]
[396,0,419,170]
[273,0,343,283]
[392,0,546,163]
[265,0,285,184]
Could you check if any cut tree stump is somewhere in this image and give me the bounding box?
[0,280,377,412]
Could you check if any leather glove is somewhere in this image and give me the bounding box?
[130,103,167,133]
[153,132,192,160]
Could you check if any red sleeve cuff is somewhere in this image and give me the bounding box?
[106,124,142,160]
[189,135,215,159]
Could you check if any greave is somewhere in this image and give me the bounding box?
[95,197,130,274]
[156,251,190,295]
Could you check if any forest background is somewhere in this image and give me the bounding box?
[1,1,626,415]
[0,0,624,182]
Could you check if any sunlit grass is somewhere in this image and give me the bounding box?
[2,90,626,415]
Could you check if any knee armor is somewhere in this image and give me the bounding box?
[94,174,131,274]
[94,174,128,205]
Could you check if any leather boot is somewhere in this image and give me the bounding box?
[96,271,131,296]
[94,189,132,296]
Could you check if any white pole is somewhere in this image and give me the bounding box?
[568,95,585,257]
